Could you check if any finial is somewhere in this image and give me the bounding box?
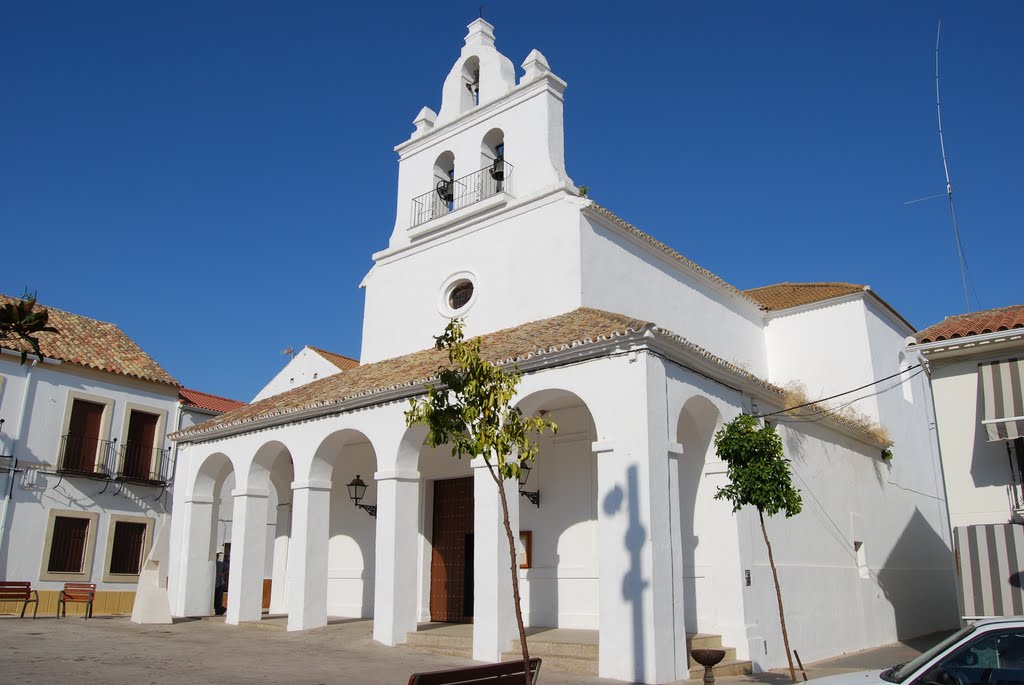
[465,17,495,47]
[521,49,550,81]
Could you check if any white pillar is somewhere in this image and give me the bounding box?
[174,494,216,617]
[666,441,689,679]
[286,480,331,631]
[593,355,679,683]
[226,487,270,625]
[269,501,292,615]
[372,468,421,646]
[472,458,520,662]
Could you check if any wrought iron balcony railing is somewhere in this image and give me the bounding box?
[411,159,513,227]
[113,442,173,485]
[57,434,116,478]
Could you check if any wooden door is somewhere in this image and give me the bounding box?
[125,411,158,480]
[430,477,474,623]
[66,399,104,472]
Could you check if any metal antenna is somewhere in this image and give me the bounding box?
[935,20,972,312]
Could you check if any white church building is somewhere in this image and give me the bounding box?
[168,20,957,683]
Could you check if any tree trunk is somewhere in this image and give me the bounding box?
[760,510,797,684]
[486,463,532,685]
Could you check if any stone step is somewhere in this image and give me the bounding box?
[686,633,724,651]
[404,630,474,659]
[501,652,598,677]
[687,658,754,679]
[501,640,600,660]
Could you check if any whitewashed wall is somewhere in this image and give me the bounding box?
[361,197,584,363]
[579,212,767,378]
[737,414,957,672]
[0,357,178,590]
[762,296,877,417]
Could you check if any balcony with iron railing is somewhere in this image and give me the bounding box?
[112,442,173,486]
[411,159,513,227]
[57,434,173,487]
[57,434,116,479]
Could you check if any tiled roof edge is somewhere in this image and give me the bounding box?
[170,320,654,442]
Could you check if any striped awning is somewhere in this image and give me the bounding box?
[979,358,1024,442]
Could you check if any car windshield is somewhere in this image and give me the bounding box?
[883,626,976,683]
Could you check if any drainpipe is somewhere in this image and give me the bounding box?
[0,358,39,560]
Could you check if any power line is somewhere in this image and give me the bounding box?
[772,370,925,425]
[756,364,922,419]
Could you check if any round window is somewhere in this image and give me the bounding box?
[448,281,474,310]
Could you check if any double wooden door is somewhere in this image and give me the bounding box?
[429,477,474,623]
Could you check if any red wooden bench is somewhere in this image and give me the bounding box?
[407,658,541,685]
[57,582,96,618]
[0,581,39,618]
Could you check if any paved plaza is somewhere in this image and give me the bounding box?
[0,614,946,685]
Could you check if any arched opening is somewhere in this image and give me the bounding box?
[215,440,293,623]
[432,151,456,217]
[460,56,481,111]
[185,451,234,617]
[481,128,506,194]
[898,351,914,403]
[676,396,721,633]
[308,429,378,619]
[515,388,600,630]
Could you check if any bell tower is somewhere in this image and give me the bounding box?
[383,18,574,248]
[361,19,582,364]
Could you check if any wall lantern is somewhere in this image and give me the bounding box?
[518,463,540,508]
[346,474,377,518]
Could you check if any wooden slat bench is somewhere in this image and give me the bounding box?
[407,658,541,685]
[57,582,96,618]
[0,581,38,618]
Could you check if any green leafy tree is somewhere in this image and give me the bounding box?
[406,319,556,684]
[714,413,802,684]
[0,292,57,364]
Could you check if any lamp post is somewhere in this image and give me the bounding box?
[346,475,377,518]
[518,463,540,507]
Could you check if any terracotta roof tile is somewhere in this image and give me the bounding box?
[0,295,179,386]
[179,388,247,413]
[744,282,867,310]
[308,347,359,371]
[173,308,650,439]
[172,307,887,448]
[914,304,1024,344]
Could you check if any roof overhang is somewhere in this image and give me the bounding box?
[910,329,1024,363]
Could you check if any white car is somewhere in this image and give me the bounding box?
[814,618,1024,685]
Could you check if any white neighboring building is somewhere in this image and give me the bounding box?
[0,296,180,615]
[169,20,957,683]
[908,304,1024,619]
[252,346,357,402]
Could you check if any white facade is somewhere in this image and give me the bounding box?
[169,19,957,683]
[0,350,179,606]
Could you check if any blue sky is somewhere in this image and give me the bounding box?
[3,2,1021,402]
